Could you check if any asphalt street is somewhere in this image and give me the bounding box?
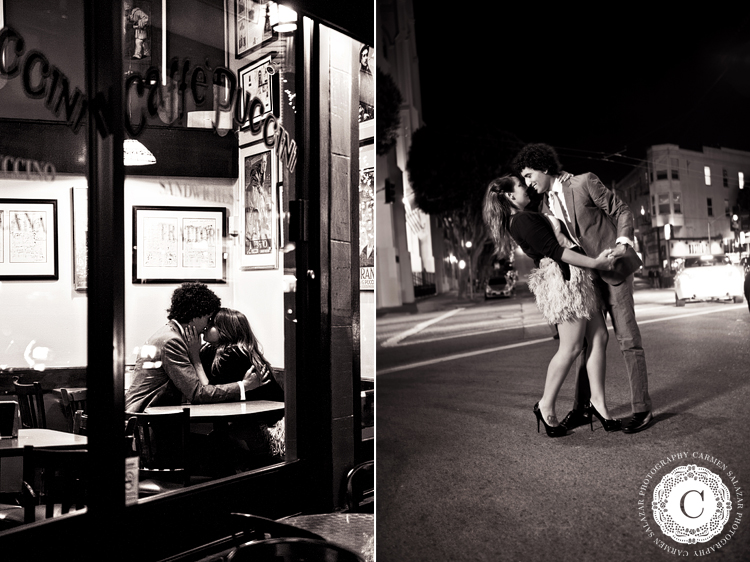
[376,284,750,561]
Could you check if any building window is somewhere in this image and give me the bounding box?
[707,198,713,217]
[725,199,730,217]
[651,195,656,216]
[740,171,745,189]
[656,170,668,181]
[658,193,670,214]
[673,192,682,214]
[671,158,679,179]
[704,166,711,185]
[723,169,728,187]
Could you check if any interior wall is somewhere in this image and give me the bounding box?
[124,176,285,369]
[0,175,284,370]
[0,175,88,368]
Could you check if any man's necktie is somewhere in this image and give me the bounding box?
[548,190,579,246]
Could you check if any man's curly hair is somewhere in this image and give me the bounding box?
[167,282,221,323]
[512,143,563,176]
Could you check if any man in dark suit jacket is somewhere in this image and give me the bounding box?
[513,143,653,433]
[125,282,263,413]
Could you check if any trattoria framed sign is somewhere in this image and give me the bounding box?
[132,206,226,283]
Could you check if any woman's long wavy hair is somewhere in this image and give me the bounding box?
[208,308,271,377]
[482,174,520,257]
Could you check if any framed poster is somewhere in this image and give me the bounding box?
[238,55,276,129]
[72,188,88,291]
[133,206,226,283]
[359,143,375,290]
[240,144,278,269]
[235,0,275,58]
[0,199,59,280]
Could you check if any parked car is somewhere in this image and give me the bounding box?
[673,255,745,307]
[484,269,517,299]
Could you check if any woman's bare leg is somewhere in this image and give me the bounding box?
[584,311,612,419]
[538,318,587,426]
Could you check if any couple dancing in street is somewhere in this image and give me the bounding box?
[483,143,653,437]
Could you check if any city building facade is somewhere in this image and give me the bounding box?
[618,144,750,279]
[376,0,446,310]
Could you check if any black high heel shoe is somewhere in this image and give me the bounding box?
[588,403,622,432]
[533,402,567,437]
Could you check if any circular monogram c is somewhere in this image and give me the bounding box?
[652,464,733,544]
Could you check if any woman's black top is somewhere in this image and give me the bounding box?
[200,345,284,402]
[509,211,584,281]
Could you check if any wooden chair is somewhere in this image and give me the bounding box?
[12,378,46,429]
[21,445,88,523]
[129,408,191,496]
[345,460,374,513]
[227,538,364,562]
[60,388,87,432]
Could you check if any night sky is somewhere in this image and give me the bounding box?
[410,4,750,186]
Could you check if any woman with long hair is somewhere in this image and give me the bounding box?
[186,307,285,469]
[483,174,620,437]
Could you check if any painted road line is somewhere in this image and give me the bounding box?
[376,304,745,375]
[380,308,464,348]
[380,305,689,348]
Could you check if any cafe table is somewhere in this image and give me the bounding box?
[144,400,284,422]
[280,513,374,562]
[0,428,87,458]
[144,401,284,433]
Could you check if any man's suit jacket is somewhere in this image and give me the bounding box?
[539,172,635,285]
[125,321,243,412]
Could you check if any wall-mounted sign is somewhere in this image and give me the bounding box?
[0,155,56,181]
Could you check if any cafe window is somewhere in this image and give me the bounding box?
[1,0,373,553]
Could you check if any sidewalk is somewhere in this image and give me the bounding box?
[376,276,674,318]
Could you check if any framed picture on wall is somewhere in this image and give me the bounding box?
[238,55,277,129]
[240,144,278,269]
[72,188,88,291]
[359,142,375,290]
[132,206,227,283]
[0,199,59,280]
[235,0,275,58]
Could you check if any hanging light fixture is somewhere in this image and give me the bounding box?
[273,3,297,33]
[123,139,156,166]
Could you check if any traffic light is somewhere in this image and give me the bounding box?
[385,179,396,204]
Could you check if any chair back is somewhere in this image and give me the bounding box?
[130,408,190,486]
[60,388,87,432]
[13,378,46,429]
[21,445,88,523]
[345,460,374,513]
[227,538,364,562]
[0,400,20,438]
[73,410,88,435]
